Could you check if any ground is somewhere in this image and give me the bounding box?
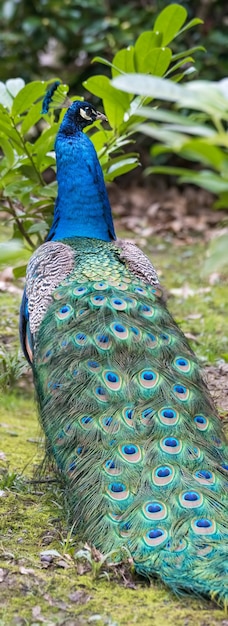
[0,188,228,626]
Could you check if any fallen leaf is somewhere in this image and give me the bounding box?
[19,566,35,575]
[0,568,6,582]
[69,590,91,603]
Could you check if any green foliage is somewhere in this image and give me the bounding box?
[0,0,227,87]
[0,4,203,255]
[0,346,28,391]
[112,72,228,269]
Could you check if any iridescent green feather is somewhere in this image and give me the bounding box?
[33,238,228,606]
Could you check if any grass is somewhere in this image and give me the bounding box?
[0,232,227,625]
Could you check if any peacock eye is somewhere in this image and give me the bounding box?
[79,106,93,121]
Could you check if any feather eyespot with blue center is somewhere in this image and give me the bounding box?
[194,415,209,431]
[100,416,120,433]
[55,429,65,445]
[194,469,215,485]
[86,359,101,372]
[95,333,112,350]
[110,297,127,311]
[102,370,122,391]
[119,521,131,537]
[211,435,223,448]
[72,368,79,378]
[95,386,108,402]
[103,459,121,476]
[93,281,108,290]
[55,304,74,321]
[221,463,228,472]
[191,518,216,535]
[197,545,213,557]
[68,459,77,474]
[73,286,88,297]
[80,416,93,430]
[173,356,191,374]
[110,322,129,340]
[141,407,154,425]
[107,482,129,500]
[53,288,65,300]
[143,501,167,521]
[115,282,128,291]
[47,381,62,392]
[74,332,88,346]
[122,407,135,428]
[146,333,157,349]
[173,383,189,401]
[150,286,163,298]
[90,294,107,307]
[159,332,171,345]
[143,528,168,547]
[158,407,179,425]
[43,348,53,363]
[160,437,182,455]
[118,443,142,463]
[179,491,203,508]
[130,326,141,342]
[138,369,159,389]
[152,465,174,486]
[138,303,155,318]
[108,512,122,523]
[187,445,202,461]
[134,286,146,295]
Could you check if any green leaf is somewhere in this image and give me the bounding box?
[0,240,23,263]
[0,82,13,108]
[13,264,27,278]
[138,106,215,136]
[165,57,194,77]
[172,46,206,61]
[92,56,115,69]
[180,139,226,170]
[137,123,187,148]
[6,78,25,98]
[149,166,228,193]
[84,76,130,128]
[134,31,162,71]
[142,47,172,76]
[203,234,228,274]
[12,81,47,116]
[111,47,135,78]
[0,135,15,167]
[105,156,139,181]
[113,73,182,100]
[213,192,228,209]
[21,101,43,134]
[35,125,58,166]
[27,221,49,234]
[154,4,187,46]
[178,17,203,36]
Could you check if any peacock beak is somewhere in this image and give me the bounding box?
[95,110,108,122]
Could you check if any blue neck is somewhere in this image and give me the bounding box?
[48,122,116,242]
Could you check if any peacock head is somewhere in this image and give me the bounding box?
[63,100,107,131]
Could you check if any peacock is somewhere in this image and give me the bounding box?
[20,88,228,607]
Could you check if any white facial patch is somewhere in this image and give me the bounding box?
[80,107,93,121]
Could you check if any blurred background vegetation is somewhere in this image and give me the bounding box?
[1,0,227,88]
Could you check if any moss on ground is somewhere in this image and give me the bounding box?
[0,235,227,625]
